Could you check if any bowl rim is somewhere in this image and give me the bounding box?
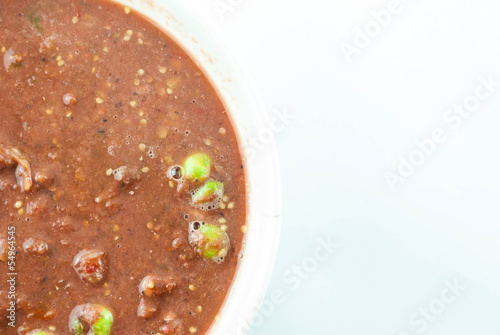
[107,1,282,334]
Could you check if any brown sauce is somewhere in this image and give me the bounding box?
[0,1,246,334]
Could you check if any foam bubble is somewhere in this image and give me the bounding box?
[167,165,184,180]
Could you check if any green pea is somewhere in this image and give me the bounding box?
[192,181,223,206]
[92,307,113,335]
[184,153,211,181]
[189,223,230,262]
[28,330,54,335]
[69,304,113,335]
[72,319,83,335]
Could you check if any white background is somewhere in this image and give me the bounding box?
[186,0,500,334]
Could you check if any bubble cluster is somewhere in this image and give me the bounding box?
[190,181,223,211]
[191,194,221,211]
[113,166,127,181]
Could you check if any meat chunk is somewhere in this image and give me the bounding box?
[51,216,75,233]
[73,249,107,286]
[26,194,52,217]
[95,166,141,204]
[22,238,49,256]
[112,166,140,185]
[0,146,32,192]
[3,48,22,72]
[138,274,176,297]
[137,297,158,319]
[34,170,54,188]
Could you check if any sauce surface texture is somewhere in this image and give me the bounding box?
[0,1,246,334]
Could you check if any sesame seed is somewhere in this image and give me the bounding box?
[228,202,235,209]
[1,47,5,53]
[113,225,119,232]
[219,127,226,135]
[218,249,226,256]
[189,327,197,333]
[147,222,153,229]
[114,236,119,241]
[14,201,22,209]
[158,128,167,139]
[166,87,173,94]
[220,225,227,232]
[123,35,130,41]
[138,69,145,76]
[196,306,202,313]
[189,284,195,291]
[130,100,137,107]
[140,119,147,125]
[159,66,167,74]
[124,6,131,14]
[72,16,78,24]
[103,46,109,52]
[138,38,144,45]
[139,143,146,151]
[56,55,62,61]
[222,195,229,202]
[218,218,226,224]
[148,280,155,289]
[126,30,133,36]
[219,202,226,209]
[104,289,111,296]
[241,225,248,233]
[203,139,211,146]
[57,60,65,66]
[96,97,104,104]
[46,109,54,115]
[66,111,72,117]
[106,168,113,176]
[168,181,174,188]
[134,78,140,85]
[142,167,150,173]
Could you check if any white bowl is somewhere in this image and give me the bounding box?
[111,1,282,334]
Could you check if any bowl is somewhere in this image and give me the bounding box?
[109,1,282,334]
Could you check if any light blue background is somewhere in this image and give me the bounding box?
[187,0,500,334]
